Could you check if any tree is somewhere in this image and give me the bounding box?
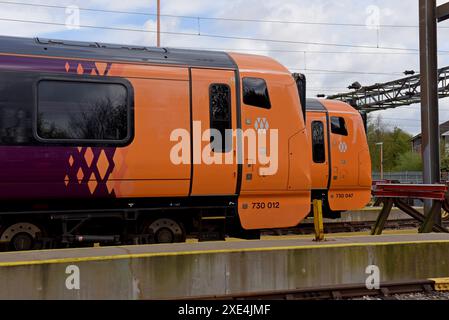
[440,139,449,172]
[367,115,414,172]
[394,151,423,171]
[367,115,385,172]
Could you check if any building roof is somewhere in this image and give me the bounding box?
[411,119,449,142]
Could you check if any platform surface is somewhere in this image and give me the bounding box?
[2,233,449,299]
[1,233,449,266]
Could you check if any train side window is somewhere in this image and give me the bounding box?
[37,80,132,144]
[312,121,326,163]
[209,83,232,153]
[242,77,271,109]
[330,116,348,136]
[0,72,34,145]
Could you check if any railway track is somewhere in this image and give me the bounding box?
[263,219,448,236]
[186,280,440,300]
[2,214,447,252]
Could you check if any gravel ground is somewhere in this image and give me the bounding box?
[353,292,449,300]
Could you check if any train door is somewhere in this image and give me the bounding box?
[307,112,330,190]
[190,69,238,196]
[328,113,355,193]
[328,111,370,210]
[239,76,289,190]
[235,71,311,230]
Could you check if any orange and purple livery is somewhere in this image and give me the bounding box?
[0,36,371,250]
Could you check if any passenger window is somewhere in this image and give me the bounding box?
[37,80,131,142]
[210,83,232,153]
[330,116,348,136]
[0,72,34,145]
[242,77,271,109]
[312,121,326,163]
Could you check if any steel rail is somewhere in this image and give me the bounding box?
[179,280,436,300]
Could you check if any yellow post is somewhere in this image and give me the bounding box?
[313,199,325,241]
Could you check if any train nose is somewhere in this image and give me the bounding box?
[359,148,372,187]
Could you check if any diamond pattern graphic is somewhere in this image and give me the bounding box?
[61,59,116,197]
[106,180,115,194]
[95,62,107,75]
[97,150,109,180]
[64,147,117,197]
[64,60,111,77]
[77,63,84,74]
[85,148,94,168]
[68,155,74,167]
[88,180,98,194]
[76,168,84,183]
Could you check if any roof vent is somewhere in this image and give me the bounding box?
[98,42,168,53]
[36,38,99,48]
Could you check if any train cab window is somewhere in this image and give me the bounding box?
[243,77,271,109]
[209,84,232,153]
[330,116,348,136]
[312,121,326,163]
[37,80,132,143]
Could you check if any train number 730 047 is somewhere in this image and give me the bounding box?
[335,193,354,199]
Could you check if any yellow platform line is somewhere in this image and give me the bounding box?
[1,238,449,268]
[430,277,449,291]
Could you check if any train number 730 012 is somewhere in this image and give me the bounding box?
[252,202,280,209]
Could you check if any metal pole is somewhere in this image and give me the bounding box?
[419,0,441,225]
[380,143,384,180]
[157,0,161,47]
[376,142,384,180]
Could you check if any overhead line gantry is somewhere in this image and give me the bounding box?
[327,66,449,113]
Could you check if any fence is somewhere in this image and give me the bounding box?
[372,172,449,184]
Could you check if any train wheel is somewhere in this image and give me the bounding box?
[0,222,43,251]
[146,218,186,244]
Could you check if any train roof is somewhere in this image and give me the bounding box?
[306,99,327,111]
[306,98,359,114]
[0,35,237,69]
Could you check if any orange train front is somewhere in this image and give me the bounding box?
[0,35,370,250]
[306,99,372,218]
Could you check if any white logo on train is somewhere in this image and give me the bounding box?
[255,118,269,131]
[339,142,348,153]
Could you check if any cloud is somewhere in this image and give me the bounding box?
[0,0,448,135]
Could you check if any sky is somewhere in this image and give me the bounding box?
[0,0,448,136]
